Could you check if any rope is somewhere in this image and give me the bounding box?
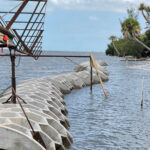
[64,57,89,70]
[12,87,35,134]
[0,1,23,19]
[64,57,81,66]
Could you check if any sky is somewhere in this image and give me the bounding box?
[0,0,150,52]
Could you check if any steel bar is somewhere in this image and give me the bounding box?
[22,35,43,38]
[26,17,44,48]
[26,26,43,48]
[23,2,46,49]
[6,0,29,29]
[10,50,16,103]
[0,11,45,15]
[0,54,90,58]
[16,1,40,48]
[24,41,42,44]
[14,29,44,31]
[31,36,42,50]
[29,36,42,48]
[90,57,93,92]
[13,29,30,52]
[6,21,44,24]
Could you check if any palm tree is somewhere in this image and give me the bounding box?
[121,17,150,51]
[139,3,150,24]
[109,36,120,56]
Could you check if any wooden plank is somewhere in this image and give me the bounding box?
[90,53,108,99]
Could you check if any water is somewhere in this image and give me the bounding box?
[1,52,150,149]
[66,55,150,150]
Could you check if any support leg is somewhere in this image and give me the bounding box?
[10,50,16,103]
[90,57,93,92]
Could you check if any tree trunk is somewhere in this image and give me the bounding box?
[133,36,150,51]
[141,10,150,24]
[112,41,120,56]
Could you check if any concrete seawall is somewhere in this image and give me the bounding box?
[0,61,109,150]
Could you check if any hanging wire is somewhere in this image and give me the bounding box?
[64,57,81,66]
[64,57,88,70]
[0,1,24,19]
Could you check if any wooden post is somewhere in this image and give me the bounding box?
[141,77,144,108]
[90,57,93,92]
[90,53,108,99]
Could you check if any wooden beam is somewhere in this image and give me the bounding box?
[90,53,108,99]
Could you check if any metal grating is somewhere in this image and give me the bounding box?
[0,0,47,59]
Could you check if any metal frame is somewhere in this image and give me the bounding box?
[0,1,94,148]
[0,53,93,91]
[0,0,47,58]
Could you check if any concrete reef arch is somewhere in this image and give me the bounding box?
[0,61,109,150]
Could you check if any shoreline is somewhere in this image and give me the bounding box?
[0,61,109,150]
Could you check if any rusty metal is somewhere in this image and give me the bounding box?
[13,29,30,54]
[0,11,45,15]
[0,1,48,147]
[6,0,29,30]
[30,30,43,52]
[10,50,17,103]
[90,57,93,92]
[16,1,41,50]
[0,0,47,58]
[11,88,46,149]
[0,54,91,58]
[0,1,95,147]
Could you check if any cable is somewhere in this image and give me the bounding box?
[0,1,23,19]
[64,57,88,70]
[64,57,81,66]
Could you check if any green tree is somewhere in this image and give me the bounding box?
[121,17,150,51]
[105,43,115,56]
[139,3,150,24]
[127,8,138,19]
[105,37,143,58]
[109,36,120,56]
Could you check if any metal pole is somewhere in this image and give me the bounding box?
[90,57,93,92]
[0,54,91,58]
[10,49,16,103]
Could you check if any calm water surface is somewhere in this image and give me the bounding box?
[0,52,150,149]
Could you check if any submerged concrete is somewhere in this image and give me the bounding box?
[0,61,109,150]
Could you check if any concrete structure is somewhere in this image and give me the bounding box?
[0,61,109,150]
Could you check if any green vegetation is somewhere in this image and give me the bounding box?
[109,36,120,56]
[106,5,150,58]
[106,38,144,58]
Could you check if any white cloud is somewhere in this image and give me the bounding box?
[48,0,150,13]
[0,0,150,14]
[89,16,99,21]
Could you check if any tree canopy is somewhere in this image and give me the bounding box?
[106,4,150,58]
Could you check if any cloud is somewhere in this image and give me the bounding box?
[0,0,150,14]
[89,16,99,21]
[48,0,150,13]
